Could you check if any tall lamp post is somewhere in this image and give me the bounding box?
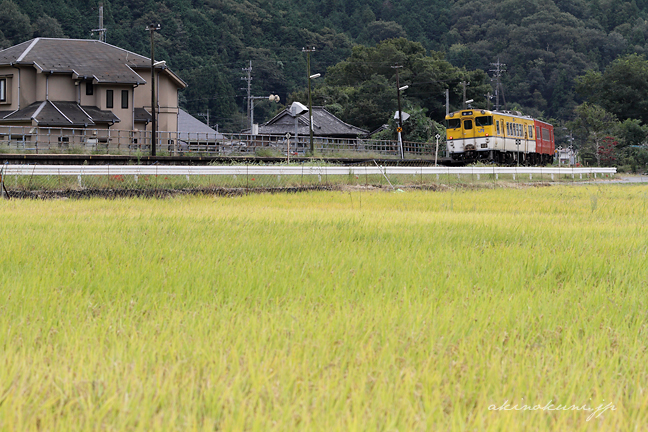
[249,94,280,135]
[146,24,160,156]
[392,65,408,160]
[303,47,319,155]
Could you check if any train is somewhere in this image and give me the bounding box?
[445,109,555,165]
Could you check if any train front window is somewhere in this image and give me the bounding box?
[475,116,493,127]
[447,119,461,129]
[464,120,473,130]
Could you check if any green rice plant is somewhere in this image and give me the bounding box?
[0,185,646,431]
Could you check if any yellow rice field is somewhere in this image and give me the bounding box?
[0,184,647,431]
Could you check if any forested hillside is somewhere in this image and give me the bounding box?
[3,0,648,163]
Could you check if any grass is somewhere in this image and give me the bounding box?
[2,169,608,193]
[0,185,647,431]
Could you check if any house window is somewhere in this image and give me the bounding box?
[86,82,93,96]
[0,78,6,102]
[106,90,113,108]
[121,90,129,109]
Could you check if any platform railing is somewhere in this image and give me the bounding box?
[0,126,439,158]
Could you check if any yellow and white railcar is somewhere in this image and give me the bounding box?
[446,109,543,164]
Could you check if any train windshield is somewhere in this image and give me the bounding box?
[447,119,461,129]
[475,116,493,126]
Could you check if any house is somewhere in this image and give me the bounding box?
[177,109,224,151]
[0,38,186,146]
[178,109,222,142]
[557,146,576,165]
[249,106,369,140]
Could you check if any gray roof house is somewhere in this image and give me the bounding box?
[178,109,223,141]
[0,38,186,133]
[250,106,368,138]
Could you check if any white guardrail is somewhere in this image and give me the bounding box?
[1,165,617,177]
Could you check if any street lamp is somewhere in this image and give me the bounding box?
[146,23,160,156]
[249,94,280,135]
[303,47,318,155]
[396,81,408,160]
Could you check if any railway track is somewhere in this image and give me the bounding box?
[0,153,455,166]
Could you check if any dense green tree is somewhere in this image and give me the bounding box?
[0,0,32,45]
[32,15,66,38]
[576,54,648,123]
[289,38,490,136]
[1,0,648,134]
[568,103,619,165]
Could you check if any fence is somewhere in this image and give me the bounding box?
[0,164,617,199]
[0,126,440,158]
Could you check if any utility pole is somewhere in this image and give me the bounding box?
[241,61,252,131]
[393,65,405,159]
[490,57,506,111]
[303,47,316,154]
[198,109,210,127]
[146,24,160,156]
[461,81,469,109]
[445,89,450,118]
[91,2,107,42]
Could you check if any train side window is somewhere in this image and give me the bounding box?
[475,116,493,126]
[496,120,500,134]
[529,125,533,138]
[517,124,521,136]
[447,119,461,129]
[506,122,510,135]
[536,126,541,139]
[464,119,473,130]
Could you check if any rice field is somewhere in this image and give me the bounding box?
[1,184,647,431]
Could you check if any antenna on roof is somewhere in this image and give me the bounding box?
[91,2,107,42]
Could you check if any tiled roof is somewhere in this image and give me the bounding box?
[0,100,119,127]
[0,38,186,87]
[134,108,152,123]
[80,104,121,124]
[178,109,222,139]
[254,106,368,137]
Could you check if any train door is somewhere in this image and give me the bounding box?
[462,117,476,150]
[495,119,501,150]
